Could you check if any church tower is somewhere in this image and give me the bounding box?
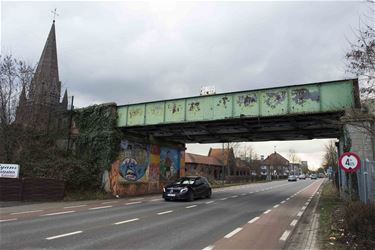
[15,20,68,132]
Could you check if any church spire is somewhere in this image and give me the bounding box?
[62,88,68,108]
[29,20,61,105]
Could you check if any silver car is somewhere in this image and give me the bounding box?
[288,175,297,182]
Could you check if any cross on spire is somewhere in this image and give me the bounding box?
[51,8,59,22]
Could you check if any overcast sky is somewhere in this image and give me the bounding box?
[1,0,371,170]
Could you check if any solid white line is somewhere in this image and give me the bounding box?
[114,218,139,225]
[11,209,43,215]
[102,201,118,204]
[273,204,280,208]
[63,204,87,209]
[280,230,291,241]
[89,205,112,210]
[157,210,173,215]
[186,205,197,208]
[0,218,17,222]
[224,227,243,238]
[202,245,214,250]
[206,201,214,204]
[41,211,75,216]
[125,201,142,205]
[46,231,82,240]
[264,209,271,214]
[248,217,260,224]
[297,211,303,217]
[290,219,298,227]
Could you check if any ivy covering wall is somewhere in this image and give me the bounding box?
[73,103,121,190]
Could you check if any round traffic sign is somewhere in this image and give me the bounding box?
[338,152,361,173]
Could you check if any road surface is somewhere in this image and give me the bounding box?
[0,179,323,249]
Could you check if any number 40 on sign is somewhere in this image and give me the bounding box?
[338,152,361,173]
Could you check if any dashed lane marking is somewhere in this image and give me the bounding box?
[280,230,291,241]
[202,245,214,250]
[297,211,303,217]
[46,231,82,240]
[281,200,286,204]
[205,201,214,204]
[157,210,173,215]
[224,227,243,238]
[63,205,87,209]
[302,206,307,210]
[89,205,113,210]
[186,205,197,209]
[102,201,118,204]
[0,218,17,222]
[11,209,43,215]
[273,204,280,208]
[248,217,260,224]
[114,218,139,225]
[290,219,298,227]
[264,209,271,214]
[231,195,238,198]
[220,198,227,201]
[41,211,75,216]
[151,198,163,202]
[125,201,142,205]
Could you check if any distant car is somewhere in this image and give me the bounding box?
[288,175,297,182]
[310,174,318,180]
[298,174,306,180]
[318,173,325,178]
[163,176,212,201]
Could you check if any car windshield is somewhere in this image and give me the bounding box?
[173,178,195,185]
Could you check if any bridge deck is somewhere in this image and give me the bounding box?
[117,79,359,143]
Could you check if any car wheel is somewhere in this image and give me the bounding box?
[164,198,170,201]
[206,189,212,199]
[187,191,194,202]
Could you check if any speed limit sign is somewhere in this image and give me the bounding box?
[338,152,361,173]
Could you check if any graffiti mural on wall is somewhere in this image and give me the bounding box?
[118,140,150,183]
[149,145,160,182]
[160,147,180,181]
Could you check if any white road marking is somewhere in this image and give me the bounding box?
[305,202,309,205]
[290,219,298,227]
[157,210,173,215]
[224,227,243,238]
[264,209,271,214]
[125,201,142,205]
[202,245,214,250]
[11,209,43,215]
[280,230,291,241]
[186,205,197,209]
[89,205,112,210]
[114,218,139,225]
[231,195,238,198]
[248,217,260,224]
[286,198,290,201]
[220,198,227,201]
[102,201,118,204]
[241,193,247,196]
[0,218,17,222]
[151,198,163,202]
[41,211,75,216]
[281,200,286,204]
[297,211,303,217]
[63,204,87,209]
[46,231,82,240]
[273,204,280,208]
[129,198,145,201]
[302,206,307,210]
[206,201,214,204]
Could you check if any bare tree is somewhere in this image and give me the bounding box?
[0,54,34,161]
[288,149,300,164]
[322,140,339,170]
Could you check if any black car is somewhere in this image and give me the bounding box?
[163,176,212,201]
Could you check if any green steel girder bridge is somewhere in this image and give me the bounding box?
[117,79,360,144]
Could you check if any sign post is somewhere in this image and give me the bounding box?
[338,152,361,200]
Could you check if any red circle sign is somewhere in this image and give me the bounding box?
[338,152,361,173]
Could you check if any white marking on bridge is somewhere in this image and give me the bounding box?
[46,231,82,240]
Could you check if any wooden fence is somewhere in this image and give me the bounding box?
[0,177,65,201]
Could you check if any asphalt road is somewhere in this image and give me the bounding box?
[0,179,323,250]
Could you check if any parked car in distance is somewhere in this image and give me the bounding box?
[288,175,297,182]
[163,176,212,201]
[310,174,318,180]
[318,173,325,178]
[298,174,306,180]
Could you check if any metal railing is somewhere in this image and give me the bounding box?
[357,160,375,204]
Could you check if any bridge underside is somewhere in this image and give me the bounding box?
[119,112,343,144]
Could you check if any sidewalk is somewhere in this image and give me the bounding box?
[285,181,324,250]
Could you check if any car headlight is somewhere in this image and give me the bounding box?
[180,187,188,193]
[163,187,166,192]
